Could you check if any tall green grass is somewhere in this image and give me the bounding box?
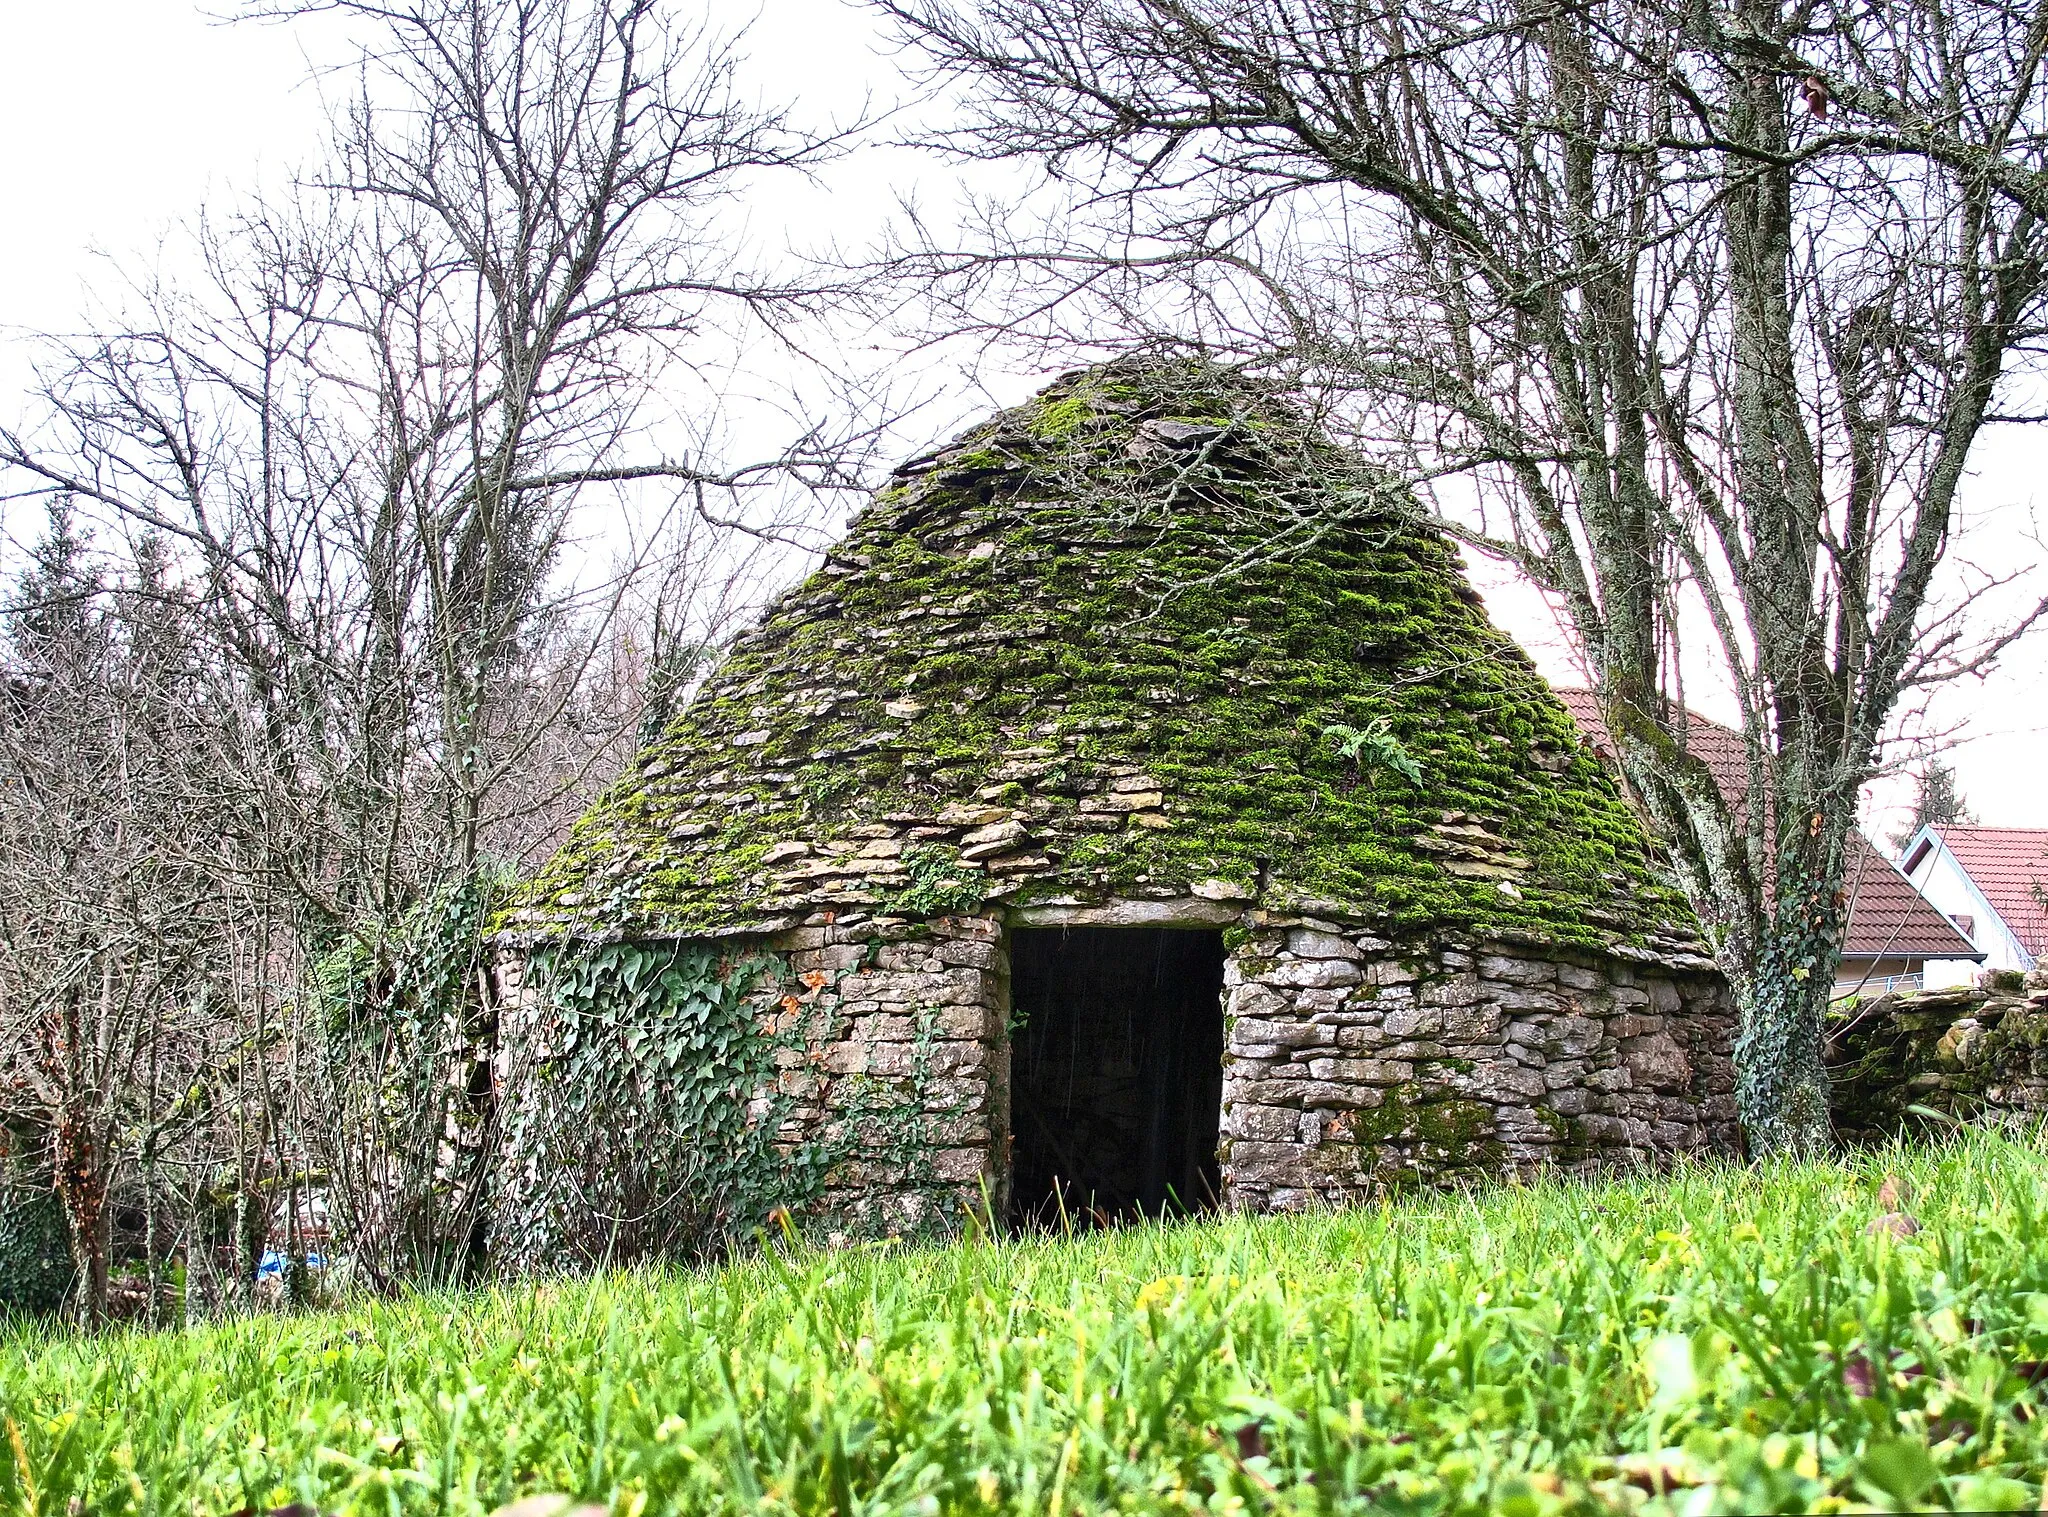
[5,1133,2048,1514]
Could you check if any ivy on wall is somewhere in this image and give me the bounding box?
[0,1173,73,1316]
[314,865,513,1289]
[499,943,832,1266]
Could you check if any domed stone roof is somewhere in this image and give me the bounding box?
[502,359,1703,956]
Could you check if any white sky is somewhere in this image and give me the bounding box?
[1,0,2043,844]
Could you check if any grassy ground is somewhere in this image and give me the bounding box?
[5,1135,2048,1515]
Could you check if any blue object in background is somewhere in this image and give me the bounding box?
[256,1250,326,1277]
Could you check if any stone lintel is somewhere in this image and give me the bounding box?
[1008,896,1243,929]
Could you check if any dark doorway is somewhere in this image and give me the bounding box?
[1007,927,1226,1228]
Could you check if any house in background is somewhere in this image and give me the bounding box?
[1554,691,1981,998]
[1899,826,2048,986]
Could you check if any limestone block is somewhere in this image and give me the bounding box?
[1293,1080,1391,1109]
[1264,958,1364,989]
[1439,1002,1508,1041]
[929,1148,991,1183]
[822,1042,869,1075]
[1223,1142,1317,1186]
[1573,1113,1629,1147]
[1226,1104,1306,1142]
[1294,988,1352,1015]
[934,938,1004,970]
[1229,1017,1328,1050]
[1227,1076,1311,1108]
[1333,1025,1393,1051]
[794,944,874,976]
[1227,982,1290,1022]
[1543,1016,1602,1056]
[1382,1004,1445,1038]
[1545,1087,1590,1116]
[932,1001,997,1039]
[937,802,1010,826]
[1453,1060,1548,1103]
[1419,973,1482,1007]
[1078,790,1164,813]
[922,1114,993,1148]
[1542,1059,1588,1091]
[1305,1056,1414,1085]
[917,1075,992,1112]
[1227,1043,1299,1063]
[1495,1106,1562,1144]
[852,1014,919,1044]
[777,1070,824,1101]
[1484,985,1563,1014]
[1286,929,1357,960]
[1650,1118,1699,1149]
[1622,1032,1691,1092]
[1479,954,1556,986]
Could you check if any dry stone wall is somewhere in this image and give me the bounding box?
[1827,972,2048,1142]
[750,912,1009,1243]
[1217,917,1739,1209]
[496,901,1739,1252]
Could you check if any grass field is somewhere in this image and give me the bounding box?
[5,1134,2048,1515]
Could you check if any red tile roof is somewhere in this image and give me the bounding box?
[1923,826,2048,956]
[1553,689,1978,960]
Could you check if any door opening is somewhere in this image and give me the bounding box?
[1007,926,1225,1229]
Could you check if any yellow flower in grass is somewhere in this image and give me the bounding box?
[1136,1276,1192,1313]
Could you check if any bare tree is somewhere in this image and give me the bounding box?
[878,0,2048,1153]
[0,0,889,1295]
[0,511,244,1320]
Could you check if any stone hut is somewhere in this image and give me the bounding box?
[494,359,1739,1248]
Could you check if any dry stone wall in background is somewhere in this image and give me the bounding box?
[1828,972,2048,1142]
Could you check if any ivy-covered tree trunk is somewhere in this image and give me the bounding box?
[53,1106,110,1324]
[1728,877,1846,1158]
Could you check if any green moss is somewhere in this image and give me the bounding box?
[1026,393,1095,440]
[1335,1086,1505,1179]
[501,359,1696,949]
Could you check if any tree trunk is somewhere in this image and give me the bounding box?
[54,1111,110,1324]
[1729,872,1844,1157]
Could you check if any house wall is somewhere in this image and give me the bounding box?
[1905,838,2035,973]
[1835,955,1931,998]
[495,902,1741,1253]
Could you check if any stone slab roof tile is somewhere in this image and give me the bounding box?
[502,362,1707,954]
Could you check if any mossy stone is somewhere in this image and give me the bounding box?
[501,359,1701,951]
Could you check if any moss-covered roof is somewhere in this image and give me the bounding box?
[501,360,1704,954]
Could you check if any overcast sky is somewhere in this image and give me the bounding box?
[2,0,2043,844]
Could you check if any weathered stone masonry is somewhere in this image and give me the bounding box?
[1828,972,2048,1143]
[1215,921,1734,1209]
[503,904,1737,1241]
[751,913,1010,1241]
[493,359,1747,1246]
